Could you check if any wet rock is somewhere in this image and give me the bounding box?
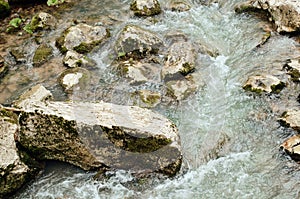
[165,0,191,12]
[284,58,300,82]
[280,135,300,160]
[132,89,161,108]
[114,24,163,59]
[27,12,57,33]
[0,0,10,19]
[130,0,161,16]
[0,55,8,79]
[162,41,196,81]
[32,43,53,67]
[58,67,90,93]
[117,59,161,85]
[235,0,300,33]
[279,110,300,132]
[243,74,285,94]
[63,50,95,68]
[14,85,182,176]
[0,107,42,198]
[56,23,110,54]
[166,77,197,101]
[9,47,26,63]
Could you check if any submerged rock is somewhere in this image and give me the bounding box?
[56,23,110,54]
[0,0,10,19]
[235,0,300,33]
[0,107,42,198]
[130,0,161,16]
[114,24,163,59]
[281,135,300,161]
[243,74,285,94]
[14,85,182,176]
[162,41,196,81]
[32,43,53,67]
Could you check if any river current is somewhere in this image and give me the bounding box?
[7,0,300,198]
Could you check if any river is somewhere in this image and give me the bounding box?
[6,0,300,198]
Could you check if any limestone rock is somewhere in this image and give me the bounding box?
[130,0,161,16]
[32,43,53,67]
[114,24,163,59]
[284,58,300,82]
[166,77,197,101]
[243,74,285,94]
[235,0,300,33]
[162,41,196,81]
[58,67,90,93]
[0,108,42,197]
[56,23,110,54]
[279,110,300,132]
[281,135,300,160]
[0,0,10,19]
[165,0,191,12]
[27,12,57,33]
[15,85,182,176]
[63,50,95,68]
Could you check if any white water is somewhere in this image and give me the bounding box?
[13,1,300,198]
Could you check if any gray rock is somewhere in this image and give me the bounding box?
[243,74,285,94]
[63,50,95,68]
[15,85,182,176]
[0,107,42,197]
[166,77,197,101]
[132,89,161,108]
[280,135,300,160]
[114,24,163,59]
[56,23,110,54]
[279,110,300,132]
[235,0,300,33]
[27,12,57,33]
[165,0,191,12]
[130,0,161,16]
[162,41,196,81]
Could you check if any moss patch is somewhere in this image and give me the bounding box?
[0,0,10,19]
[33,43,53,67]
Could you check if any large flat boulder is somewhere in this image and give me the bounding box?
[14,85,182,176]
[0,107,42,197]
[235,0,300,33]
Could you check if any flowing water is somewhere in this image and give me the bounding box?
[6,0,300,198]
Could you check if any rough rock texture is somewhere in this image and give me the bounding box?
[130,0,161,16]
[28,12,57,32]
[243,74,285,93]
[58,67,90,92]
[0,0,10,19]
[166,77,197,101]
[0,108,41,197]
[279,110,300,132]
[162,41,196,81]
[132,89,161,108]
[165,0,191,12]
[235,0,300,33]
[63,50,95,68]
[0,55,8,79]
[32,43,53,67]
[284,58,300,82]
[56,23,110,54]
[114,25,163,59]
[281,135,300,160]
[15,85,182,176]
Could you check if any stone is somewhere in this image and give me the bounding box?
[279,110,300,132]
[114,24,163,59]
[166,77,197,101]
[280,135,300,160]
[130,0,161,16]
[0,0,10,19]
[0,55,8,79]
[0,107,42,198]
[58,67,90,93]
[14,85,182,176]
[243,74,285,94]
[284,58,300,82]
[56,23,110,54]
[132,89,161,108]
[165,0,191,12]
[235,0,300,33]
[32,43,53,67]
[162,41,196,81]
[63,50,95,68]
[27,12,57,33]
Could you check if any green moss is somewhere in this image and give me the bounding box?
[33,44,53,67]
[73,42,95,54]
[130,1,161,16]
[243,84,263,94]
[0,0,10,19]
[180,62,195,76]
[55,29,70,54]
[271,81,285,94]
[0,108,18,124]
[139,91,160,105]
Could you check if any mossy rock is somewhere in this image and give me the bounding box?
[130,0,161,16]
[0,0,10,19]
[26,12,57,33]
[33,43,53,67]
